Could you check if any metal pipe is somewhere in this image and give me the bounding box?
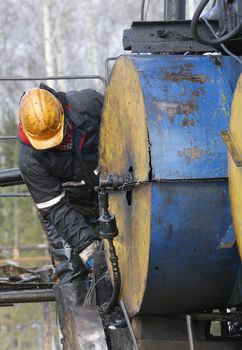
[0,74,107,91]
[190,312,242,322]
[0,193,30,197]
[164,0,186,20]
[104,57,118,83]
[0,289,55,304]
[103,238,121,314]
[141,0,145,21]
[0,168,24,187]
[186,315,195,350]
[0,256,50,264]
[119,300,140,350]
[0,243,48,253]
[0,136,17,141]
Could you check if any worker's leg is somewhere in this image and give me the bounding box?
[39,215,88,346]
[39,213,87,282]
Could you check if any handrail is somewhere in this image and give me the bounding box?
[0,74,107,91]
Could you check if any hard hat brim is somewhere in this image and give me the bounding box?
[26,112,64,150]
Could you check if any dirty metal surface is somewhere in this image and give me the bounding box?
[99,56,151,316]
[0,265,54,304]
[133,340,241,350]
[0,264,53,284]
[64,306,108,350]
[0,288,55,304]
[141,181,240,314]
[108,328,133,350]
[123,21,217,54]
[0,282,53,291]
[132,315,242,350]
[228,73,242,260]
[99,55,242,317]
[130,55,242,180]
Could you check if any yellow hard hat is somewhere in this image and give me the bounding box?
[18,88,64,150]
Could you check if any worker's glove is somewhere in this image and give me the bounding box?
[79,241,99,271]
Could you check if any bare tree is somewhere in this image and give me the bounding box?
[42,0,55,78]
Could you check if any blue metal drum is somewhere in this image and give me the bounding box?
[100,55,242,315]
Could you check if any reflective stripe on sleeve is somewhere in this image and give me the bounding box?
[62,181,85,187]
[36,191,65,209]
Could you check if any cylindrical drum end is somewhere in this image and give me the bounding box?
[99,56,151,316]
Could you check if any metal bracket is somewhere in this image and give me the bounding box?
[96,173,150,193]
[221,130,242,167]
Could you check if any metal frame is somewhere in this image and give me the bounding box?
[0,193,30,197]
[0,74,106,90]
[0,136,18,141]
[0,289,55,304]
[186,315,195,350]
[104,57,118,83]
[123,21,217,54]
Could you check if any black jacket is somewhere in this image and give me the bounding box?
[18,88,103,252]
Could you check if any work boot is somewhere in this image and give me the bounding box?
[48,236,88,284]
[53,280,88,348]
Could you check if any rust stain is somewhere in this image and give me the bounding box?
[160,63,207,84]
[177,146,209,164]
[154,100,198,124]
[192,88,206,97]
[164,72,207,84]
[193,90,200,97]
[184,63,194,69]
[160,63,194,72]
[181,117,196,127]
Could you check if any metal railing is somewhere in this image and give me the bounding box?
[0,73,107,196]
[0,74,106,90]
[104,57,118,83]
[0,74,107,143]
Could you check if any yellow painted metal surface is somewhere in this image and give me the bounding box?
[99,56,151,315]
[229,73,242,260]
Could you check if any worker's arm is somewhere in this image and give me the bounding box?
[18,146,96,253]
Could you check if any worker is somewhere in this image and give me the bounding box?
[18,83,103,343]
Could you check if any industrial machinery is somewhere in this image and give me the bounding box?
[97,0,242,349]
[0,1,242,349]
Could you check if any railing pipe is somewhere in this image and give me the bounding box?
[164,0,186,20]
[0,168,24,187]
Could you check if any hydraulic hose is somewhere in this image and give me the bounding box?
[97,184,121,315]
[103,238,121,314]
[191,0,242,45]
